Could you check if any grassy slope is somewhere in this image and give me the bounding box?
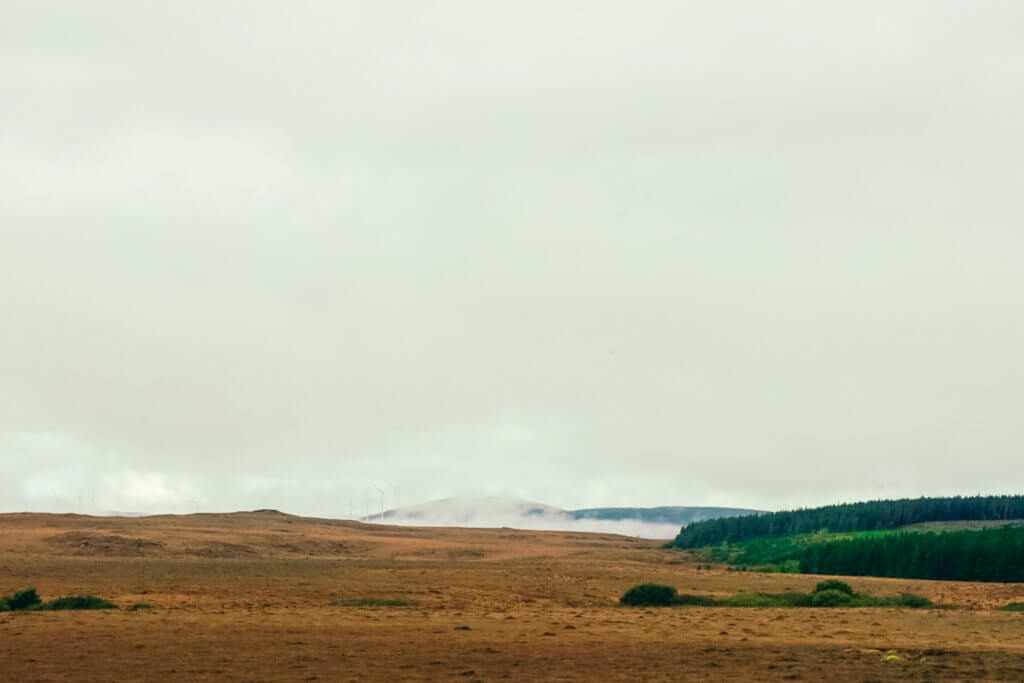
[899,519,1024,531]
[697,519,1024,573]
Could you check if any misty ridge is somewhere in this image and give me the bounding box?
[349,495,760,539]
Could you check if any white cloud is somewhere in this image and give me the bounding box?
[101,471,204,510]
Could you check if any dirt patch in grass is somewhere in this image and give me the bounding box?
[184,541,257,558]
[334,598,419,607]
[43,532,165,557]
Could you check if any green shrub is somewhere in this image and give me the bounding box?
[811,589,853,607]
[620,583,678,607]
[334,598,418,607]
[36,595,117,611]
[896,593,932,608]
[724,592,813,608]
[0,589,118,612]
[1000,602,1024,612]
[7,588,41,610]
[674,593,720,606]
[814,580,854,596]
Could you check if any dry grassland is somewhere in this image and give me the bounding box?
[2,511,1024,681]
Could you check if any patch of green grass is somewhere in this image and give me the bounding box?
[334,598,418,608]
[706,527,942,569]
[699,525,1024,583]
[859,593,933,608]
[723,592,813,608]
[705,530,897,571]
[718,591,932,609]
[901,520,1024,532]
[673,593,720,606]
[999,602,1024,612]
[620,582,933,609]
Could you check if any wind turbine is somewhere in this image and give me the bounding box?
[371,483,384,522]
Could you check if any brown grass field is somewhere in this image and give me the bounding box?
[2,511,1024,681]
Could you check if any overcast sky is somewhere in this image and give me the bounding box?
[2,1,1023,516]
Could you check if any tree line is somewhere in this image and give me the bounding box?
[798,527,1024,582]
[672,495,1024,548]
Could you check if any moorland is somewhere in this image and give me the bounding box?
[3,509,1024,680]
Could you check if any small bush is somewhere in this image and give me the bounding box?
[36,595,117,611]
[814,580,854,596]
[1000,602,1024,612]
[781,559,802,573]
[7,589,41,610]
[896,593,932,608]
[620,583,678,607]
[811,589,853,607]
[0,597,9,612]
[334,598,418,607]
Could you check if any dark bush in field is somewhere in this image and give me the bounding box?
[810,589,853,607]
[619,583,933,609]
[893,593,932,608]
[620,583,679,606]
[814,580,854,596]
[36,595,117,611]
[7,589,41,610]
[1,588,117,612]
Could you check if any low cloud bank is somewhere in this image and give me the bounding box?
[352,496,686,539]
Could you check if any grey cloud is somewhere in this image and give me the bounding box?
[2,1,1024,516]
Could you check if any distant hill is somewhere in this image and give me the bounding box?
[353,496,760,539]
